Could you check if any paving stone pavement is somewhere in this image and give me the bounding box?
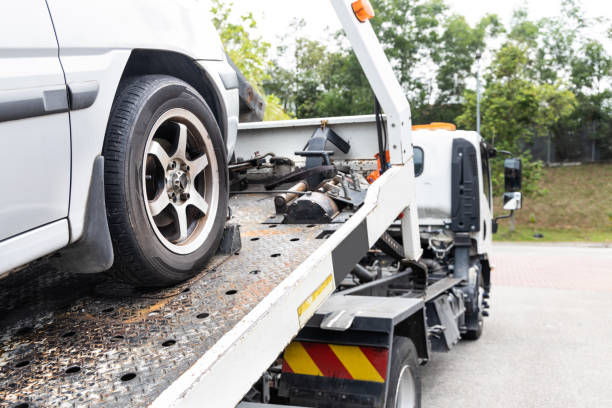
[422,243,612,408]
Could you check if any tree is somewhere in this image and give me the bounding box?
[436,14,503,106]
[566,38,612,160]
[525,0,612,162]
[211,0,270,91]
[267,0,485,122]
[264,20,373,119]
[370,0,447,111]
[571,40,612,93]
[457,41,576,195]
[210,0,291,120]
[313,51,374,117]
[213,0,611,165]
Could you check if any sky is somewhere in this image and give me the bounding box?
[232,0,611,49]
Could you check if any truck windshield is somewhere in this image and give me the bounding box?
[414,147,424,176]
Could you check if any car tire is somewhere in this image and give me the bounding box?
[386,337,421,408]
[102,75,228,287]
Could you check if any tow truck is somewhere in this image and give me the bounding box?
[0,1,522,407]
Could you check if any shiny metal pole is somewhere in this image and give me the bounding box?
[476,53,482,134]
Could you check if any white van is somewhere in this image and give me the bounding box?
[0,0,238,286]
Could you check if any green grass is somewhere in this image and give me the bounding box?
[493,163,612,242]
[495,225,612,242]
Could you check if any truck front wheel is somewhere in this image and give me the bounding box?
[386,337,421,408]
[103,75,228,287]
[462,261,485,340]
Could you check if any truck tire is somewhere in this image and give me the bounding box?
[103,75,228,287]
[462,312,483,340]
[462,262,485,340]
[386,337,421,408]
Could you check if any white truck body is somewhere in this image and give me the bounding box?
[414,129,493,255]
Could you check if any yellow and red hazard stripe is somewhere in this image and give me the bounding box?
[282,341,388,383]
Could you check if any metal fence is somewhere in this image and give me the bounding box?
[530,127,612,164]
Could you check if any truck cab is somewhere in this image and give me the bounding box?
[413,125,494,257]
[411,123,522,333]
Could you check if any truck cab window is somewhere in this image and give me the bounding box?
[414,147,424,177]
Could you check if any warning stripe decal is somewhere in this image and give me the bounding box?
[358,345,388,380]
[283,342,322,377]
[302,342,353,379]
[283,341,388,383]
[329,344,385,383]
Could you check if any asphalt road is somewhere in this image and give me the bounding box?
[422,243,612,408]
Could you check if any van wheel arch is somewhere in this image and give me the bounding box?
[117,49,227,142]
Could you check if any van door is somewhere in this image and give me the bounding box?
[0,0,71,241]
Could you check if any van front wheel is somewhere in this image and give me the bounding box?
[103,75,228,287]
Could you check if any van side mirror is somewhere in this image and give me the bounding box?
[504,158,522,192]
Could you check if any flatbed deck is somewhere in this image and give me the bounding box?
[0,193,329,408]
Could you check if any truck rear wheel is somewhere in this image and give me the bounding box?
[386,337,421,408]
[103,75,228,287]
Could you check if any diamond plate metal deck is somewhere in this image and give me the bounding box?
[0,194,327,408]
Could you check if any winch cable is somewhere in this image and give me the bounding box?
[374,98,388,175]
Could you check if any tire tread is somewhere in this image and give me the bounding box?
[102,75,225,287]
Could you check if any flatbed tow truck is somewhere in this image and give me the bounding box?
[0,1,522,407]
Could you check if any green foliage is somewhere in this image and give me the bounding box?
[210,0,270,90]
[311,52,374,117]
[436,13,503,106]
[454,0,612,194]
[264,94,291,121]
[263,20,373,119]
[571,40,612,92]
[525,0,612,162]
[210,0,611,169]
[210,0,291,120]
[265,0,503,123]
[508,9,539,47]
[494,225,612,242]
[370,0,447,108]
[535,84,577,129]
[456,41,575,196]
[495,164,612,240]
